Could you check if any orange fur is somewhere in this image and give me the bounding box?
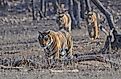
[38,29,73,64]
[87,11,99,40]
[56,12,72,33]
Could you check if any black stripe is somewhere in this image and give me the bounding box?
[60,30,67,38]
[45,36,58,57]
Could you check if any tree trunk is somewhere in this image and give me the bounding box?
[3,0,5,6]
[80,0,85,19]
[42,0,45,14]
[40,0,43,13]
[85,0,91,12]
[52,0,60,14]
[0,0,2,6]
[64,0,69,9]
[68,0,77,29]
[39,0,44,19]
[41,0,46,17]
[31,0,36,20]
[0,0,4,6]
[74,0,81,28]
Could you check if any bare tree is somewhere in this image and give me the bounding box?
[85,0,91,12]
[74,0,81,28]
[68,0,77,29]
[0,0,5,7]
[39,0,45,19]
[80,0,85,19]
[31,0,36,20]
[24,0,116,31]
[0,0,2,6]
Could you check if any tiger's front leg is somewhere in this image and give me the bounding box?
[94,22,99,39]
[42,53,50,69]
[49,49,60,68]
[63,36,73,67]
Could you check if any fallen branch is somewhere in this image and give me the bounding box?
[0,65,24,70]
[73,53,120,68]
[50,69,79,73]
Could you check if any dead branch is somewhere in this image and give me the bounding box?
[13,59,39,69]
[99,30,121,53]
[73,53,120,68]
[0,65,24,70]
[49,69,79,73]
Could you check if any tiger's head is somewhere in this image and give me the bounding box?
[56,12,65,26]
[87,11,96,25]
[38,30,53,48]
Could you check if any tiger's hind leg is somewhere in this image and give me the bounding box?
[67,36,73,58]
[53,50,62,67]
[94,21,99,39]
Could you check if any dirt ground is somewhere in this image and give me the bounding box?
[0,0,121,79]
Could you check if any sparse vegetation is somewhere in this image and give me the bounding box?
[0,0,121,79]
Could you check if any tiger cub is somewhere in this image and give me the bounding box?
[56,12,72,33]
[38,29,73,66]
[86,11,99,40]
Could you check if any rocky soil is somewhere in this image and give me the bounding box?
[0,0,121,79]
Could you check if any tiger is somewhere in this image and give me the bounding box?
[56,11,72,33]
[38,29,73,67]
[86,11,99,40]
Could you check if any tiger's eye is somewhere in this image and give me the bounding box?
[89,17,92,20]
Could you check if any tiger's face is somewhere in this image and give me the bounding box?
[87,12,95,25]
[38,31,52,48]
[56,13,65,26]
[56,11,72,33]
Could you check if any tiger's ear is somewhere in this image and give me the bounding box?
[59,14,64,18]
[46,30,50,34]
[38,31,42,35]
